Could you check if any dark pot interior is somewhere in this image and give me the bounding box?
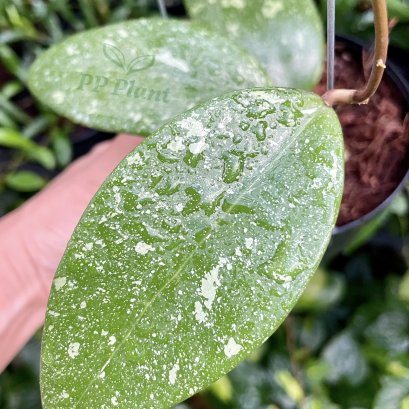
[316,36,409,236]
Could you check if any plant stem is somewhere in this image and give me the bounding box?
[323,0,388,106]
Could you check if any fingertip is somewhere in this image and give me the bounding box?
[114,133,145,148]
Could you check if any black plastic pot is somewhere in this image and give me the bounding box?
[326,35,409,259]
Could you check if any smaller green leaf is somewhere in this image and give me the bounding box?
[27,18,271,135]
[5,4,39,39]
[374,376,409,409]
[301,396,339,409]
[387,361,409,378]
[0,127,34,150]
[365,310,409,355]
[1,80,24,99]
[27,146,56,170]
[0,94,31,124]
[322,332,368,386]
[208,376,233,403]
[52,129,73,167]
[305,360,331,387]
[399,271,409,304]
[0,44,25,80]
[0,110,16,128]
[22,115,54,139]
[78,0,99,28]
[5,170,47,192]
[275,370,304,403]
[388,0,409,22]
[0,30,30,44]
[185,0,325,90]
[295,269,344,312]
[0,127,56,169]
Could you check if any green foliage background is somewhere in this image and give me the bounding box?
[0,1,409,408]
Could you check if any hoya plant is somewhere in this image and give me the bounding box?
[26,0,388,408]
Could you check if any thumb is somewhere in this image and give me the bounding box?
[15,134,144,292]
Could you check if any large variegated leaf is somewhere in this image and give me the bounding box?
[41,88,343,409]
[185,0,324,90]
[27,18,270,135]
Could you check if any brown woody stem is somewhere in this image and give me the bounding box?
[322,0,389,106]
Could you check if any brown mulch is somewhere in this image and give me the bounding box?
[315,42,409,226]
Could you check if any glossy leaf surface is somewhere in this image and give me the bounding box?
[185,0,324,90]
[5,170,47,192]
[27,18,270,135]
[41,88,343,408]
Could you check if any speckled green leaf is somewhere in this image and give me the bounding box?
[185,0,324,90]
[27,18,271,136]
[41,88,343,408]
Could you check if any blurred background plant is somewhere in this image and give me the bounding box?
[319,0,409,51]
[1,1,409,408]
[0,0,160,216]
